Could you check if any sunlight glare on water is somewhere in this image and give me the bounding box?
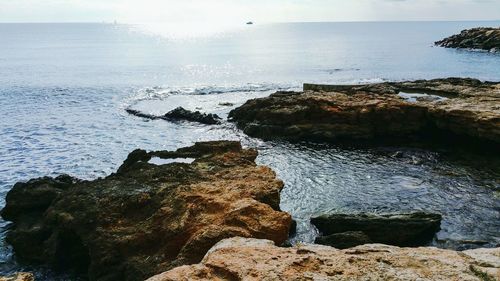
[129,21,247,41]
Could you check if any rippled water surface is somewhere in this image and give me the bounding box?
[0,21,499,279]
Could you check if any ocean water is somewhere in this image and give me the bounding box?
[0,21,499,278]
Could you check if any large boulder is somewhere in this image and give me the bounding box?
[435,27,500,52]
[1,141,292,281]
[146,237,500,281]
[311,212,442,248]
[229,78,500,144]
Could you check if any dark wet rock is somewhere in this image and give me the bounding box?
[311,212,442,248]
[435,27,500,52]
[127,106,221,125]
[2,175,81,223]
[125,108,159,120]
[315,231,372,249]
[164,107,221,124]
[1,141,292,281]
[229,78,500,144]
[218,102,235,106]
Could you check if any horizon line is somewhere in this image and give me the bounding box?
[0,19,499,25]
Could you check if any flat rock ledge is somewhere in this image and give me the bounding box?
[435,27,500,52]
[312,212,442,249]
[1,141,292,281]
[147,237,500,281]
[229,78,500,145]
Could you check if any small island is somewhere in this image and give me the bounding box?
[435,27,500,52]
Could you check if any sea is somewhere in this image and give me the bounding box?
[0,21,499,279]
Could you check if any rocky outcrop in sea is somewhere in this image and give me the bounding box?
[1,141,292,281]
[229,78,500,145]
[312,212,442,249]
[126,106,222,125]
[435,27,500,52]
[147,237,500,281]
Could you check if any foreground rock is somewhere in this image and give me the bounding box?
[0,273,34,281]
[312,212,442,248]
[147,237,500,281]
[1,141,292,281]
[435,27,500,52]
[127,106,221,125]
[229,78,500,144]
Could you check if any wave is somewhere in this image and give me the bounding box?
[122,83,299,110]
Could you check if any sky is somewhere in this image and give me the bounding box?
[0,0,499,23]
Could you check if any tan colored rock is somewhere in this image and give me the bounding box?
[230,78,500,144]
[0,273,34,281]
[427,95,500,143]
[230,91,429,141]
[1,141,292,281]
[147,237,500,281]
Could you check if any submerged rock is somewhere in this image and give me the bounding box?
[1,141,292,281]
[311,212,442,248]
[146,237,500,281]
[229,78,500,144]
[126,106,221,125]
[218,102,235,106]
[435,27,500,52]
[315,231,372,249]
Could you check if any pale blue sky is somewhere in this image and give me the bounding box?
[0,0,499,23]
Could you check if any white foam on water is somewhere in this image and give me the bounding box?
[148,157,195,165]
[398,92,449,102]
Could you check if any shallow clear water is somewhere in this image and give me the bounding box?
[0,21,499,278]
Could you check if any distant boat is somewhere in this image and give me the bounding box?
[246,22,254,25]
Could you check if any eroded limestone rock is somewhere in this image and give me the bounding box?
[229,78,500,144]
[146,237,500,281]
[1,141,292,281]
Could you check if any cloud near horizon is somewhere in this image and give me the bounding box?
[0,0,499,23]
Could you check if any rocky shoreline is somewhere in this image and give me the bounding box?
[2,78,500,280]
[147,237,499,281]
[229,78,500,146]
[435,27,500,52]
